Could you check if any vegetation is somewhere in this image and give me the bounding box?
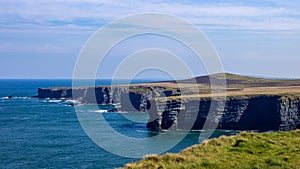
[123,130,300,169]
[126,73,300,99]
[129,86,152,94]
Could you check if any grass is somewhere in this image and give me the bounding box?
[121,73,300,98]
[122,130,300,169]
[128,86,152,94]
[47,73,300,99]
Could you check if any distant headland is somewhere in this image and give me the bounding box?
[37,73,300,132]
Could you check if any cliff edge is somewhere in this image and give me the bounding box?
[123,130,300,169]
[37,73,300,132]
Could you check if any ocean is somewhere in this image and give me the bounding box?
[0,79,240,168]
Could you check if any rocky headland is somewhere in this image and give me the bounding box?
[37,73,300,132]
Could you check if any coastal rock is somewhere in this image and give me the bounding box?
[147,96,300,132]
[37,87,300,132]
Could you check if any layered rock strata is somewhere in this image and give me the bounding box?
[38,87,300,132]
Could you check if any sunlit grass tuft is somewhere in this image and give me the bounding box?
[123,130,300,169]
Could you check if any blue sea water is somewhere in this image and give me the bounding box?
[0,79,240,168]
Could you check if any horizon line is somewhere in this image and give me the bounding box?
[0,72,299,80]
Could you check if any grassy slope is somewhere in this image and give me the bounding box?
[123,130,300,169]
[129,73,300,98]
[48,73,300,98]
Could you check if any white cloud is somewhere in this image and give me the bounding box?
[0,41,80,54]
[0,0,299,32]
[0,0,299,78]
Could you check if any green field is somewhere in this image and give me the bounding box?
[123,130,300,169]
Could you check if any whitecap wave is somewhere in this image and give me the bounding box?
[17,97,31,99]
[0,96,31,99]
[135,130,148,133]
[117,111,128,114]
[94,110,108,113]
[47,99,63,103]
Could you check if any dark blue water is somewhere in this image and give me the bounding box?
[0,80,240,168]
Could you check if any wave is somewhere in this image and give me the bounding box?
[87,109,130,114]
[117,111,128,114]
[0,96,31,99]
[135,130,148,133]
[94,110,108,113]
[86,109,109,113]
[46,99,63,103]
[44,98,81,106]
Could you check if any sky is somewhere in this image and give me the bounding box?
[0,0,300,79]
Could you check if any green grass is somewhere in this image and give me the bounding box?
[129,86,152,94]
[122,130,300,169]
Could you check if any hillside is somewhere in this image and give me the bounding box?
[147,73,300,98]
[172,73,300,87]
[123,130,300,169]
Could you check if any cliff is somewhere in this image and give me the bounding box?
[147,95,300,132]
[37,87,300,132]
[38,86,152,111]
[37,73,300,132]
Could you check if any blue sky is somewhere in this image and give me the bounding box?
[0,0,300,79]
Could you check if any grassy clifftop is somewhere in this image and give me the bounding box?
[139,73,300,98]
[123,130,300,169]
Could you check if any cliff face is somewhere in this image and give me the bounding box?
[278,96,300,131]
[38,87,300,132]
[147,95,300,132]
[38,87,152,111]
